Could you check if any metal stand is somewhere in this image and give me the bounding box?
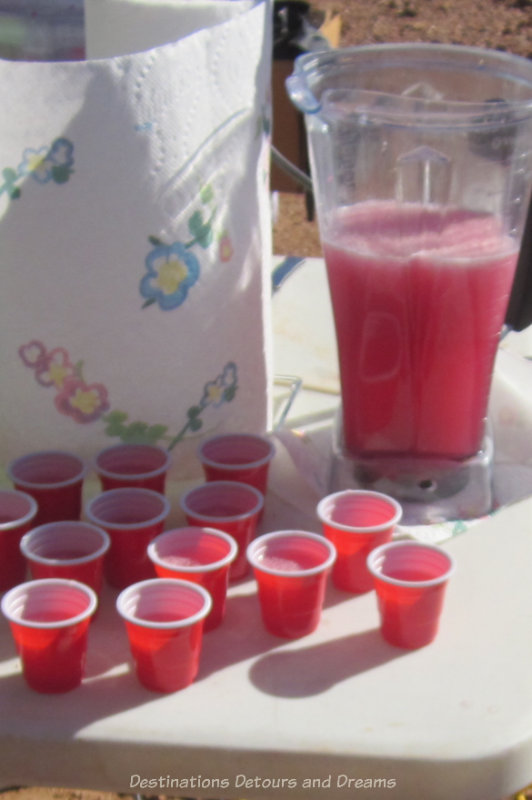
[328,411,494,525]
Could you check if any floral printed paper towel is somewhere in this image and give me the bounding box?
[0,0,273,480]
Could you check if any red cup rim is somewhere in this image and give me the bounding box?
[0,489,39,531]
[198,433,275,471]
[247,530,337,577]
[94,443,172,481]
[147,526,238,573]
[7,450,87,490]
[85,487,171,530]
[180,480,264,522]
[366,540,455,588]
[1,578,98,628]
[20,521,111,566]
[316,489,403,534]
[116,578,212,629]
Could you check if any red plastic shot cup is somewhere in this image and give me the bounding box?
[85,488,170,589]
[147,527,237,631]
[20,521,110,596]
[180,481,263,581]
[1,578,97,693]
[8,450,86,525]
[246,530,336,639]
[94,443,171,494]
[116,578,212,693]
[0,490,38,591]
[367,540,455,649]
[198,433,275,495]
[317,489,402,593]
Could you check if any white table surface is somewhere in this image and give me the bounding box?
[1,256,532,800]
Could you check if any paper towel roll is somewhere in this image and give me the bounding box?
[0,0,273,480]
[85,0,257,58]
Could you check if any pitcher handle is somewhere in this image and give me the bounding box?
[285,72,321,115]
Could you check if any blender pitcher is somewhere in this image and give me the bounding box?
[287,44,532,522]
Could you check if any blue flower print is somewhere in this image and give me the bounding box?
[200,361,238,408]
[18,137,74,185]
[18,146,50,183]
[47,138,75,183]
[165,361,239,450]
[140,241,200,310]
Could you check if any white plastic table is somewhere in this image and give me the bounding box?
[1,257,532,800]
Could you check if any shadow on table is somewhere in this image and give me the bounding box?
[197,589,286,678]
[249,628,407,697]
[0,662,164,743]
[322,581,377,609]
[0,617,15,663]
[0,584,291,728]
[0,583,163,733]
[197,580,388,680]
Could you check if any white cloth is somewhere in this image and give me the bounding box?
[0,0,273,480]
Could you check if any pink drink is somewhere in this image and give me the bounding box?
[116,579,212,692]
[85,488,170,589]
[162,554,202,567]
[367,541,455,649]
[40,547,90,559]
[317,490,402,594]
[180,481,264,581]
[95,443,171,494]
[260,550,322,572]
[0,490,38,591]
[20,521,111,597]
[8,451,86,525]
[322,201,518,460]
[1,579,97,692]
[198,434,275,495]
[247,532,336,639]
[147,527,238,630]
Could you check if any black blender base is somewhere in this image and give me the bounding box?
[328,427,494,526]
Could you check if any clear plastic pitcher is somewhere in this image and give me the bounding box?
[287,44,532,475]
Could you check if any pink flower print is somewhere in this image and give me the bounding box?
[54,376,110,424]
[19,340,47,369]
[35,348,74,388]
[219,232,233,263]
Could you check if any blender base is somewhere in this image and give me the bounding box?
[328,420,494,525]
